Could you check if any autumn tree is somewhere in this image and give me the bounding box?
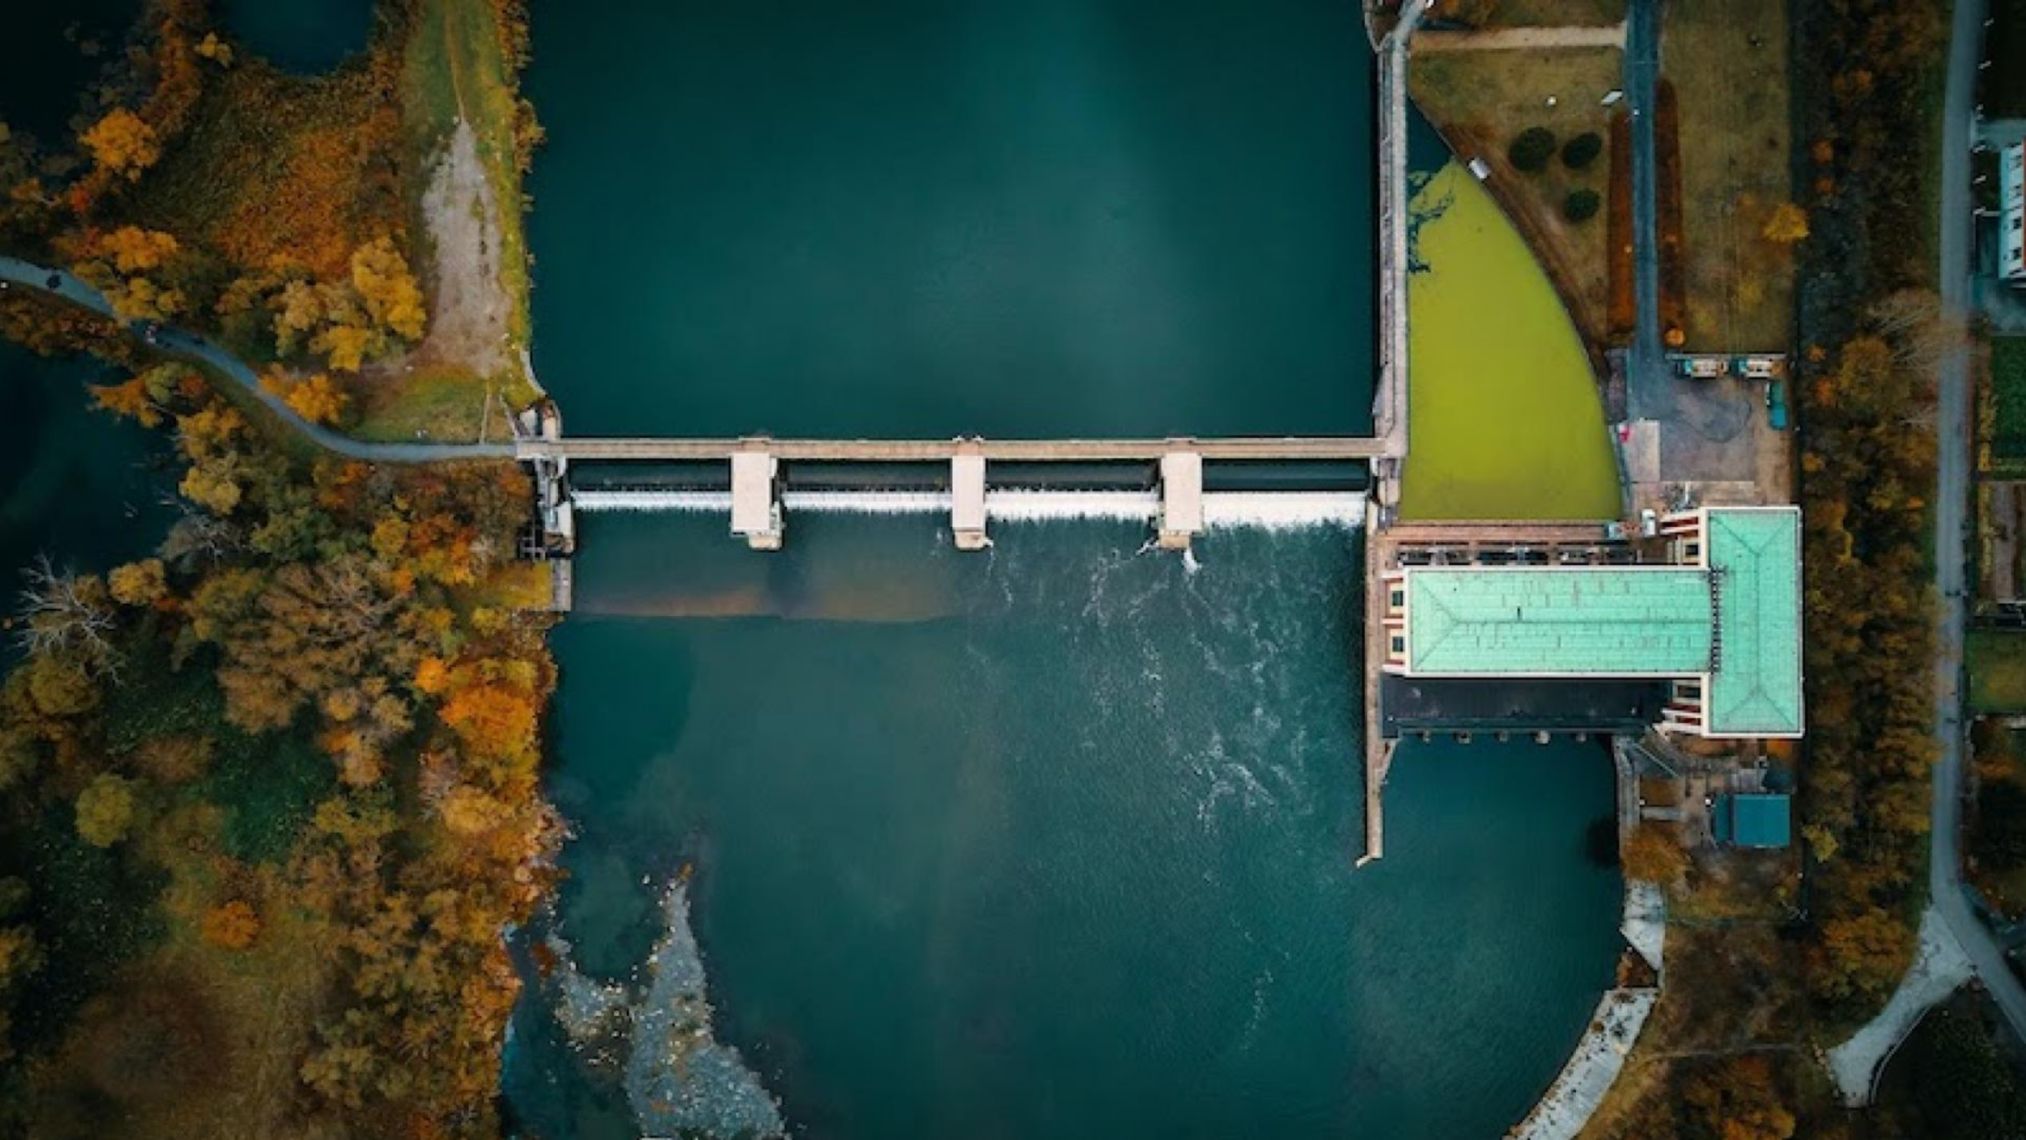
[81,108,160,181]
[200,900,261,950]
[108,558,168,607]
[75,773,137,847]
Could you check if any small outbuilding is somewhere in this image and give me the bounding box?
[1713,793,1791,849]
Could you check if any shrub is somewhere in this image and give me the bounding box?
[1561,131,1603,169]
[1509,126,1557,172]
[1564,189,1602,224]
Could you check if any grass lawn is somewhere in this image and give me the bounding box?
[1971,628,2026,712]
[1400,163,1620,520]
[1478,0,1625,26]
[349,366,514,443]
[1993,338,2026,460]
[1409,47,1620,345]
[1662,0,1794,352]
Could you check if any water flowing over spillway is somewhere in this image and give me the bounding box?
[570,489,1370,529]
[504,516,1623,1138]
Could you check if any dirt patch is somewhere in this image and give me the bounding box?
[1408,47,1623,350]
[415,119,509,378]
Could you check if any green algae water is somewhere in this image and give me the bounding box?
[524,0,1373,438]
[1399,157,1619,521]
[502,516,1624,1138]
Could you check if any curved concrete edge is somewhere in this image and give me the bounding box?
[1508,987,1659,1140]
[1824,906,1974,1106]
[0,255,514,465]
[1508,879,1666,1140]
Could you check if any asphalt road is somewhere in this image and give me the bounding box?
[0,255,513,464]
[1624,0,1663,414]
[1928,0,2026,1043]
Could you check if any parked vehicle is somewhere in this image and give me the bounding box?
[1765,381,1789,430]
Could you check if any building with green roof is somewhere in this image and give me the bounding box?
[1380,507,1802,739]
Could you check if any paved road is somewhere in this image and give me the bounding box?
[0,256,514,464]
[1623,0,1663,419]
[1928,0,2026,1044]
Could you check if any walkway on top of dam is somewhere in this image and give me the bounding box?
[517,435,1391,463]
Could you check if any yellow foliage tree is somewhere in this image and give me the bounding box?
[312,323,376,373]
[1762,202,1810,244]
[89,377,163,428]
[283,373,349,426]
[75,774,135,847]
[350,238,427,341]
[180,463,243,515]
[81,108,160,180]
[195,33,234,66]
[108,559,168,607]
[95,226,179,273]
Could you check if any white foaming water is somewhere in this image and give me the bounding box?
[1200,491,1366,529]
[986,489,1159,521]
[572,488,1367,530]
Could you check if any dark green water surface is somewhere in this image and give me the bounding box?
[219,0,373,76]
[503,516,1622,1138]
[524,0,1374,438]
[0,0,133,145]
[0,342,176,586]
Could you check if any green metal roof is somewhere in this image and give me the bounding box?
[1715,793,1792,848]
[1704,508,1803,736]
[1405,568,1714,676]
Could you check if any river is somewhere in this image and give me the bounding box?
[508,2,1625,1137]
[2,1,1628,1136]
[523,0,1373,439]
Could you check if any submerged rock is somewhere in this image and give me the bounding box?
[624,884,786,1139]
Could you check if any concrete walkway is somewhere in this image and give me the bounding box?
[1824,910,1974,1103]
[0,256,514,465]
[1414,23,1625,53]
[1623,0,1662,399]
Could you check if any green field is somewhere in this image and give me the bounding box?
[1994,338,2026,462]
[1400,163,1621,520]
[1971,628,2026,712]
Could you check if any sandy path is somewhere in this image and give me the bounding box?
[417,119,510,377]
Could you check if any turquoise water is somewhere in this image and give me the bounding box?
[523,0,1374,438]
[219,0,372,75]
[0,0,134,145]
[503,515,1623,1138]
[0,342,177,585]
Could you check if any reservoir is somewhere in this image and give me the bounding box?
[524,0,1374,439]
[506,2,1624,1136]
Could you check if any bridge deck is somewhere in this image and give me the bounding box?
[517,436,1388,462]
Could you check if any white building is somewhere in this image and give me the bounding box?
[2004,142,2025,285]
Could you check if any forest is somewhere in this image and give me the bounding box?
[0,1,553,1135]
